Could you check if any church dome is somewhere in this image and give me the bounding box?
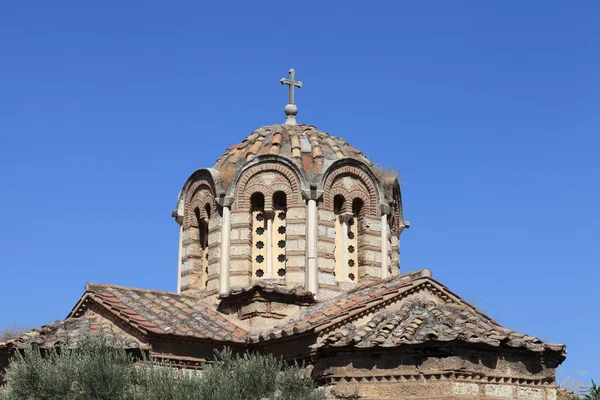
[214,124,373,175]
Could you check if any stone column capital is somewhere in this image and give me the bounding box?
[339,212,354,223]
[379,203,393,215]
[302,187,324,201]
[216,195,235,208]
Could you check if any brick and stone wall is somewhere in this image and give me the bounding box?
[315,346,561,400]
[284,206,307,287]
[229,210,252,289]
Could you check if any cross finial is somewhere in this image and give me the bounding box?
[280,68,303,125]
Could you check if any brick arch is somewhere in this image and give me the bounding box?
[328,187,370,215]
[233,162,302,211]
[183,180,217,229]
[324,167,379,217]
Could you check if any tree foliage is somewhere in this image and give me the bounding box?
[0,336,324,400]
[572,380,600,400]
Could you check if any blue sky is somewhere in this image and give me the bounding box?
[1,0,598,383]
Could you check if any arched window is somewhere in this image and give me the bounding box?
[195,205,210,288]
[348,198,363,282]
[334,196,362,283]
[272,191,287,278]
[251,193,266,279]
[334,195,347,281]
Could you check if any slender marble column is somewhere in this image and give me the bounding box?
[266,215,274,277]
[218,196,234,296]
[340,216,349,281]
[380,203,392,280]
[381,213,389,279]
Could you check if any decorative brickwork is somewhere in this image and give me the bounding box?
[323,164,380,217]
[233,162,302,211]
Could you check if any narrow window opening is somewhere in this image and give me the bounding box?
[251,193,267,279]
[272,191,287,279]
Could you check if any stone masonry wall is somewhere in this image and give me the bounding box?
[359,215,382,283]
[229,211,252,289]
[285,206,306,288]
[317,209,342,300]
[205,212,222,294]
[317,347,559,400]
[327,380,558,400]
[390,234,400,275]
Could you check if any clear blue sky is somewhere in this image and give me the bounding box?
[1,0,598,383]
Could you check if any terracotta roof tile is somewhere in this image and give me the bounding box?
[311,278,566,357]
[6,314,149,351]
[214,124,373,174]
[75,284,248,343]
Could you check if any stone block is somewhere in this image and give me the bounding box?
[286,223,306,236]
[318,287,343,301]
[209,247,220,259]
[363,250,376,262]
[546,388,557,400]
[229,229,240,241]
[239,228,251,240]
[452,382,479,396]
[285,270,305,286]
[230,244,250,257]
[230,275,250,289]
[231,212,250,225]
[230,259,250,272]
[287,207,306,221]
[361,265,381,278]
[317,241,335,254]
[363,217,381,231]
[374,251,382,263]
[206,277,219,292]
[287,255,305,267]
[208,231,220,244]
[207,263,219,275]
[208,215,222,230]
[484,384,514,398]
[182,229,198,241]
[318,225,327,237]
[362,233,380,247]
[181,261,193,272]
[186,246,203,257]
[319,209,335,222]
[318,257,335,270]
[326,227,336,238]
[318,271,336,286]
[517,386,543,400]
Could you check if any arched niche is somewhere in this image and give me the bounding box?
[232,161,302,212]
[322,162,381,218]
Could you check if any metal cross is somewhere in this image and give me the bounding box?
[280,69,303,105]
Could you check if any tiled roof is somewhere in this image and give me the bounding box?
[249,270,566,357]
[4,314,148,350]
[1,274,565,358]
[214,124,373,174]
[248,270,428,342]
[316,295,566,355]
[71,283,248,343]
[221,281,315,303]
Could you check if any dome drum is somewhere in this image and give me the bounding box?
[174,124,407,304]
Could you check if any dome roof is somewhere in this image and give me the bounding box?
[214,124,373,175]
